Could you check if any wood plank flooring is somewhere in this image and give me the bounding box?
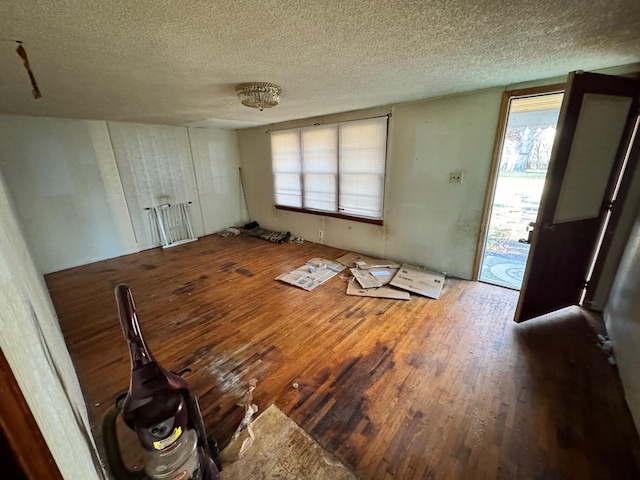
[45,234,640,479]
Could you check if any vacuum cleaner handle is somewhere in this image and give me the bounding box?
[115,283,154,369]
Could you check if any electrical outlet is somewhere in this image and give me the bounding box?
[449,171,463,183]
[318,230,324,239]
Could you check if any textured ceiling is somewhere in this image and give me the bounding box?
[1,0,639,129]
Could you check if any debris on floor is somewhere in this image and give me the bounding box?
[389,264,446,299]
[229,378,259,459]
[242,221,291,243]
[338,252,446,300]
[336,252,400,269]
[597,334,617,365]
[276,258,345,291]
[220,404,357,479]
[346,278,410,300]
[219,227,242,237]
[350,267,399,288]
[276,249,446,299]
[219,223,303,243]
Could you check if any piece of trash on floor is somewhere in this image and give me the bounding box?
[350,267,400,289]
[597,334,613,352]
[276,258,345,291]
[336,252,400,269]
[219,227,242,236]
[350,268,381,288]
[597,334,616,365]
[337,251,445,299]
[389,264,446,299]
[292,382,299,389]
[231,378,258,458]
[346,278,410,300]
[242,221,291,243]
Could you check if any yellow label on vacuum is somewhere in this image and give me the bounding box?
[153,426,182,450]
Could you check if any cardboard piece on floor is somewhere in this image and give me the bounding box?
[349,268,399,288]
[346,279,410,300]
[276,258,345,291]
[350,268,380,288]
[336,252,400,269]
[367,267,399,286]
[390,264,445,299]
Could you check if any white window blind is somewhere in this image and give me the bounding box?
[302,125,338,212]
[339,118,387,219]
[271,130,302,207]
[270,116,388,221]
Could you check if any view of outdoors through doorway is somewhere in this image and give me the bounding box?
[480,92,564,289]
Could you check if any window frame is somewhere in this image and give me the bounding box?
[270,115,389,225]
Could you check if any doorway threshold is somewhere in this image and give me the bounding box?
[479,251,526,290]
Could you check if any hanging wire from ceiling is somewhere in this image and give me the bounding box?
[14,40,42,99]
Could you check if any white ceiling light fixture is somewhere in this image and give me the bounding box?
[235,82,281,111]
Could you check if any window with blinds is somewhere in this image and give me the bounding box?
[270,116,388,222]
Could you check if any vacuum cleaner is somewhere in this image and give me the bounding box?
[102,284,222,480]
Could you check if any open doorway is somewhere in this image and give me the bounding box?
[478,89,564,289]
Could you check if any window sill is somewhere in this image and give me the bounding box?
[275,205,383,225]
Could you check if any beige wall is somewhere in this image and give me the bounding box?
[0,115,139,273]
[0,170,104,479]
[189,127,249,232]
[237,90,502,279]
[0,115,244,273]
[589,141,640,310]
[108,122,205,250]
[605,206,640,432]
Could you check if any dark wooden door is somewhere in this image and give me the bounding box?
[515,71,640,322]
[0,349,63,479]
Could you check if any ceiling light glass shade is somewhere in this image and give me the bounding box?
[235,82,281,111]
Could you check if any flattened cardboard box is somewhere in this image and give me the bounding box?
[336,252,400,269]
[276,258,345,291]
[349,267,399,289]
[346,279,410,300]
[390,264,445,299]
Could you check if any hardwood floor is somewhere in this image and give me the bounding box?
[45,234,640,479]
